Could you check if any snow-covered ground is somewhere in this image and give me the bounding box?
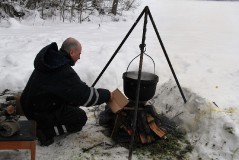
[0,0,239,159]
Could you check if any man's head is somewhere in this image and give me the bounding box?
[61,37,82,64]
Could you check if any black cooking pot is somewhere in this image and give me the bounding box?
[123,71,158,101]
[122,53,158,101]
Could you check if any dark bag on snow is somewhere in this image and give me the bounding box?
[0,120,20,137]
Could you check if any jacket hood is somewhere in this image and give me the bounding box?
[34,42,70,72]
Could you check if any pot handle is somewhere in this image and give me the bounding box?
[126,53,156,74]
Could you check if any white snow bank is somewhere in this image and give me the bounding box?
[153,79,239,160]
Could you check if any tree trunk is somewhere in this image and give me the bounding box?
[70,0,76,22]
[60,0,66,22]
[111,0,119,15]
[41,0,46,19]
[79,0,83,23]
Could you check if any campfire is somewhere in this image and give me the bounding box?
[99,71,173,144]
[109,101,167,144]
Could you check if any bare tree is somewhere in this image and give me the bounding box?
[77,0,84,23]
[0,1,25,19]
[25,0,38,9]
[41,0,47,19]
[60,0,66,22]
[111,0,119,15]
[70,0,76,22]
[125,0,136,11]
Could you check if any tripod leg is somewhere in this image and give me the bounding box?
[148,9,187,103]
[128,6,149,160]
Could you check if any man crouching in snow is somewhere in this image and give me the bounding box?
[20,37,112,146]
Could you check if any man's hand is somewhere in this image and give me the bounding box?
[5,105,15,114]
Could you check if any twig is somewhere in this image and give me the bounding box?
[171,111,183,120]
[82,142,104,152]
[212,102,219,108]
[82,142,113,152]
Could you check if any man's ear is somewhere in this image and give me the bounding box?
[69,49,74,57]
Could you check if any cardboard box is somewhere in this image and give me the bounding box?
[108,88,129,113]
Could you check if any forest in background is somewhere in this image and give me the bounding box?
[0,0,139,23]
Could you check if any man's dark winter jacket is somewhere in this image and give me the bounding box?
[20,42,110,120]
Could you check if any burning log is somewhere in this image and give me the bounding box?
[146,114,166,138]
[101,102,167,144]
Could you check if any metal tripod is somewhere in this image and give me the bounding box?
[91,6,187,160]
